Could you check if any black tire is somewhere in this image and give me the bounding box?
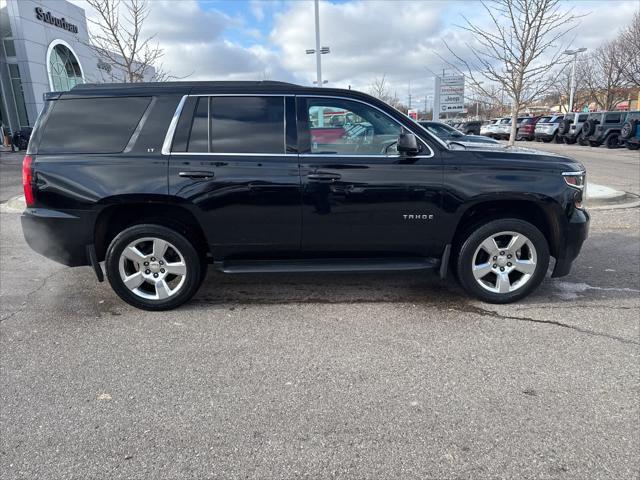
[621,120,636,139]
[563,136,576,144]
[105,224,205,311]
[605,133,620,149]
[581,119,597,137]
[627,143,640,150]
[553,132,563,143]
[589,141,600,147]
[577,137,589,146]
[558,119,571,135]
[456,218,550,304]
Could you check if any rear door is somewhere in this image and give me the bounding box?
[167,95,301,258]
[296,95,443,257]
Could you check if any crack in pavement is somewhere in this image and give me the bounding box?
[458,303,639,346]
[0,270,61,323]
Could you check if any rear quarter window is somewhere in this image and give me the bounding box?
[604,113,621,123]
[38,96,151,154]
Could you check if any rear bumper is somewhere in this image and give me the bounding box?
[535,132,556,141]
[551,207,590,277]
[517,130,534,139]
[21,208,93,266]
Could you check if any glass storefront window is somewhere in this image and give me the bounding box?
[3,38,15,56]
[8,63,28,126]
[49,43,83,91]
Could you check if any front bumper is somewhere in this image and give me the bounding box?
[551,207,590,277]
[21,208,93,267]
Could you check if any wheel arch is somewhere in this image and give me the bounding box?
[450,198,562,259]
[93,196,209,262]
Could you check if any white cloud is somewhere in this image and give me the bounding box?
[72,0,638,105]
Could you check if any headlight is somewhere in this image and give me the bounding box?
[563,171,585,189]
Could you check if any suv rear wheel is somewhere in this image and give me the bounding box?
[605,133,620,149]
[456,219,550,304]
[105,224,205,310]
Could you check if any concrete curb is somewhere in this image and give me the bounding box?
[0,195,26,213]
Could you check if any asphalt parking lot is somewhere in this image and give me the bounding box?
[1,144,639,479]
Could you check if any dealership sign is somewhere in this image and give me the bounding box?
[433,74,465,116]
[35,7,79,34]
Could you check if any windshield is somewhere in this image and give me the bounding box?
[498,118,510,124]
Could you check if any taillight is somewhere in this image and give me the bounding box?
[563,171,585,190]
[22,155,35,207]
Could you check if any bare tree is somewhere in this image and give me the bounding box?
[368,75,404,110]
[444,0,581,145]
[85,0,169,82]
[616,10,640,87]
[369,75,392,102]
[578,41,628,110]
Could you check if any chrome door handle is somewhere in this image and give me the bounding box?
[307,172,341,181]
[178,171,215,179]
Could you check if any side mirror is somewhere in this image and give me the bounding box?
[397,130,419,154]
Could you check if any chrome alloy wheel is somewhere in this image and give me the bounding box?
[471,231,538,294]
[118,237,187,300]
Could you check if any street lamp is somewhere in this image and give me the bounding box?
[563,48,587,113]
[305,0,330,87]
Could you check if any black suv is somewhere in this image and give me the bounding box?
[459,121,482,135]
[620,111,640,150]
[579,111,633,148]
[21,81,589,310]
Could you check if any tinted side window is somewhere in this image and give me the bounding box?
[604,113,621,123]
[187,97,208,152]
[210,96,284,154]
[39,96,151,153]
[578,114,588,122]
[305,98,401,155]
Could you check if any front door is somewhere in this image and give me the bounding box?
[168,95,301,258]
[297,96,443,257]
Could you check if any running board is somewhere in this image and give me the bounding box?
[217,258,440,274]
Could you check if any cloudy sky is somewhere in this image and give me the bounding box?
[75,0,638,107]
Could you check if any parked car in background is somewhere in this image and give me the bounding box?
[620,111,640,150]
[579,111,635,148]
[495,116,531,140]
[534,114,564,143]
[22,81,588,309]
[491,117,512,139]
[517,116,548,141]
[418,121,500,145]
[558,112,590,145]
[480,119,498,137]
[459,120,482,135]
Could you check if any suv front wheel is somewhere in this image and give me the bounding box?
[105,224,205,310]
[456,219,550,303]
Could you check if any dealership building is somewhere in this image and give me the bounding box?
[1,0,152,134]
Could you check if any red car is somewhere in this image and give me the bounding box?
[517,116,550,141]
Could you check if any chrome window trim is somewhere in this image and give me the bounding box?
[282,96,287,154]
[162,94,288,156]
[169,152,299,157]
[298,153,434,159]
[298,94,438,157]
[124,96,156,153]
[161,94,187,155]
[162,93,443,158]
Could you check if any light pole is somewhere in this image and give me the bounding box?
[305,0,330,87]
[471,81,484,119]
[563,48,587,112]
